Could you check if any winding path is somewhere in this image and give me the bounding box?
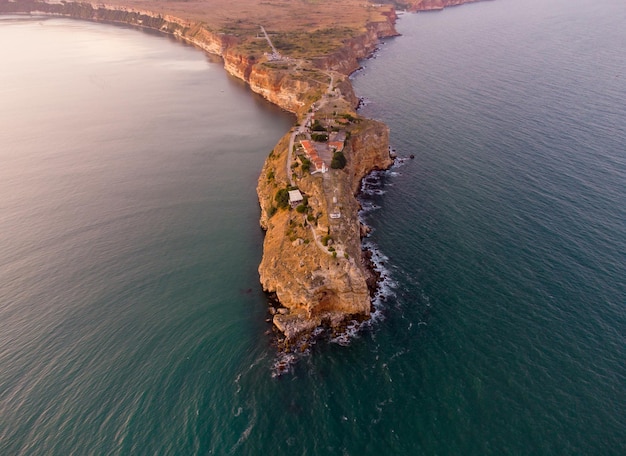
[286,72,335,185]
[259,25,280,59]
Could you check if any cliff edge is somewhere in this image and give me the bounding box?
[257,111,392,345]
[0,0,482,348]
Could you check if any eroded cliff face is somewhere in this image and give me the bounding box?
[314,11,399,74]
[257,119,392,343]
[2,0,398,345]
[224,55,324,114]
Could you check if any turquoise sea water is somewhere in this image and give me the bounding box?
[2,0,626,453]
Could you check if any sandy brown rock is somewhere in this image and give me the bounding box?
[257,117,391,342]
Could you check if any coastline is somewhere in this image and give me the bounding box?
[0,0,479,350]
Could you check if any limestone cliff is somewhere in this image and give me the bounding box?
[1,0,397,335]
[2,0,400,344]
[257,118,392,343]
[312,9,399,74]
[2,0,492,350]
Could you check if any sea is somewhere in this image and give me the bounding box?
[1,0,625,453]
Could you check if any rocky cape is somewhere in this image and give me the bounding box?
[0,0,481,347]
[257,116,393,347]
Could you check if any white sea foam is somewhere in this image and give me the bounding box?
[271,165,399,371]
[271,352,298,378]
[230,408,257,453]
[328,238,398,347]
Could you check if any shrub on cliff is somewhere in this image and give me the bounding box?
[330,151,347,169]
[301,158,311,173]
[275,188,289,209]
[341,113,357,123]
[311,133,328,142]
[311,119,326,132]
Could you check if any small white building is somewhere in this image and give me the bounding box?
[288,189,304,207]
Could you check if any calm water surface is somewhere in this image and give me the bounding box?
[2,0,626,453]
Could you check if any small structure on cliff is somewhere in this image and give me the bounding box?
[288,189,304,208]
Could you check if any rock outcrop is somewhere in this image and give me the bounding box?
[257,118,392,344]
[1,0,488,346]
[312,12,400,74]
[0,0,399,345]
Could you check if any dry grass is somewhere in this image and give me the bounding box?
[102,0,385,31]
[101,0,391,56]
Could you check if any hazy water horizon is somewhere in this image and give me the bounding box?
[2,0,626,453]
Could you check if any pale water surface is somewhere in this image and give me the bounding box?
[1,0,626,453]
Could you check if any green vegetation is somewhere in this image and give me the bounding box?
[269,27,358,58]
[311,133,328,142]
[267,205,277,218]
[321,235,332,246]
[331,151,347,169]
[275,188,289,209]
[311,119,326,131]
[261,62,291,70]
[301,157,312,173]
[296,204,307,213]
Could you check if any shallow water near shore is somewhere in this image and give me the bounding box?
[2,0,626,453]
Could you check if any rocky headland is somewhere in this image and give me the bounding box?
[0,0,482,348]
[257,105,393,347]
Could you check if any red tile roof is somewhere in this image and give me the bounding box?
[328,141,344,152]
